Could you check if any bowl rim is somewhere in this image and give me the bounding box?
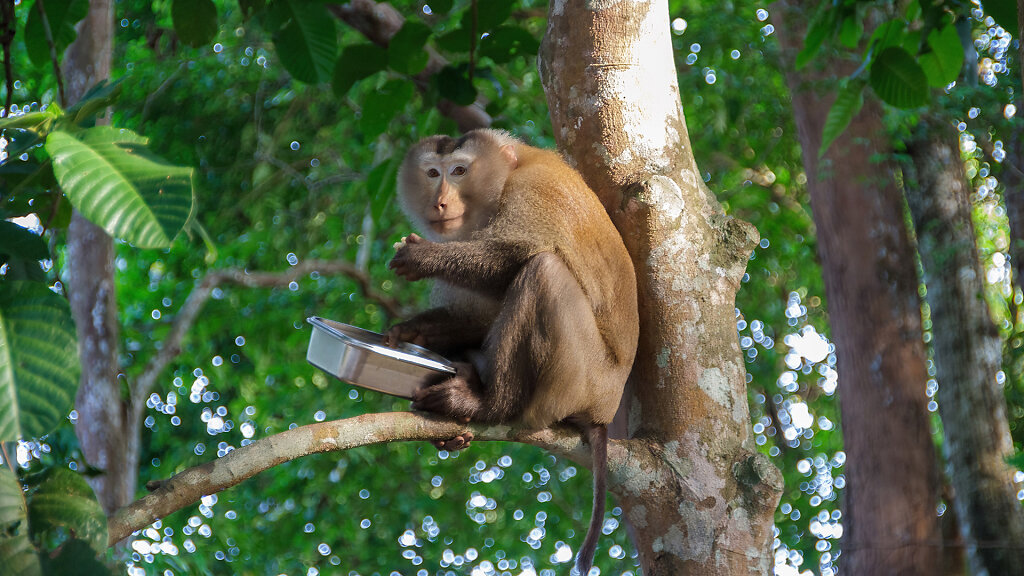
[307,316,456,374]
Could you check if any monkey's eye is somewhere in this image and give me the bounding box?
[426,168,441,178]
[450,165,467,176]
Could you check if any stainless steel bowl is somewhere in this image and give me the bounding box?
[306,316,455,399]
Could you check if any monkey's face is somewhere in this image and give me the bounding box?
[398,135,512,241]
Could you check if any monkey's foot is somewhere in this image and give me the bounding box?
[412,375,482,420]
[433,431,474,451]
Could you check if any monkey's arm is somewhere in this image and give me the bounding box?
[389,234,534,295]
[384,307,489,353]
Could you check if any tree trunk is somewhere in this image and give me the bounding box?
[540,2,782,574]
[64,0,139,515]
[904,123,1024,575]
[773,4,945,575]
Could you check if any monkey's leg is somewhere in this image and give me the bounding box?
[412,252,588,425]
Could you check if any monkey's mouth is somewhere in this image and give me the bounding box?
[430,215,464,233]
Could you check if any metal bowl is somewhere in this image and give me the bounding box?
[306,316,455,399]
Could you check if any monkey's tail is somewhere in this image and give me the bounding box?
[574,423,607,576]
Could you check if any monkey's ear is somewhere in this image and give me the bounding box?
[500,145,519,169]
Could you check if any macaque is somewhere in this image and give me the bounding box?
[385,129,638,574]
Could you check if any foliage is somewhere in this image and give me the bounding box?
[0,466,112,576]
[2,0,1020,574]
[803,0,977,154]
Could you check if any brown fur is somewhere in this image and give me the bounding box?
[386,129,638,574]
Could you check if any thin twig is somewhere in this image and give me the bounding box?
[1,442,16,474]
[130,259,406,406]
[35,0,65,106]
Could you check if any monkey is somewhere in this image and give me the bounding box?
[384,129,638,575]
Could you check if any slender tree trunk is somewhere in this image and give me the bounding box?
[904,122,1024,575]
[540,2,781,574]
[64,0,139,515]
[773,4,945,575]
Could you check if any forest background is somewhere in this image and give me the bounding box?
[1,0,1024,575]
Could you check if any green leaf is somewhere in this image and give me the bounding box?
[269,0,337,83]
[24,0,89,69]
[437,66,477,106]
[796,8,835,69]
[819,81,865,158]
[359,80,415,140]
[388,21,432,75]
[332,43,389,97]
[366,155,399,222]
[435,26,472,53]
[475,0,514,31]
[0,112,54,133]
[986,0,1018,34]
[870,47,929,108]
[66,79,123,125]
[0,282,80,442]
[839,16,863,49]
[428,0,453,16]
[867,19,905,53]
[41,539,112,576]
[919,24,964,87]
[45,127,196,248]
[0,469,42,576]
[28,469,107,555]
[172,0,218,48]
[479,25,539,64]
[0,221,49,264]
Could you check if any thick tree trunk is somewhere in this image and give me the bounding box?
[64,0,139,514]
[540,2,782,574]
[904,124,1024,575]
[773,4,945,575]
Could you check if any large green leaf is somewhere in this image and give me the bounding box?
[269,0,337,83]
[0,282,80,442]
[45,126,195,249]
[332,43,388,97]
[359,80,415,139]
[24,0,88,69]
[819,81,865,158]
[172,0,218,47]
[28,469,107,555]
[870,46,928,108]
[387,21,431,75]
[919,24,964,87]
[0,469,41,576]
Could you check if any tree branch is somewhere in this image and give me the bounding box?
[328,0,491,132]
[130,259,405,405]
[107,411,590,545]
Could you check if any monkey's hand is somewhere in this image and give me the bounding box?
[382,321,428,348]
[389,233,435,281]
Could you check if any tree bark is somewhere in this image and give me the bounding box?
[773,4,945,575]
[63,0,140,515]
[540,2,781,574]
[904,122,1024,575]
